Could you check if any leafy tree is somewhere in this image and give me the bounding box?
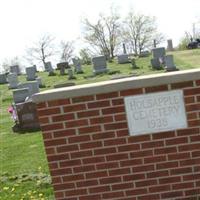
[79,48,92,65]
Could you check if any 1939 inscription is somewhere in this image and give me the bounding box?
[124,90,187,135]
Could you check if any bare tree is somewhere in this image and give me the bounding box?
[2,56,21,73]
[60,41,74,62]
[82,8,121,59]
[123,12,164,55]
[26,34,55,69]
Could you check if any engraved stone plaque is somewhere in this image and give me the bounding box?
[124,90,187,135]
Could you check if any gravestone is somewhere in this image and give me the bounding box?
[33,65,37,72]
[45,62,53,72]
[36,77,43,88]
[10,65,21,75]
[0,73,7,84]
[117,54,130,64]
[167,39,174,51]
[123,43,127,54]
[92,56,108,75]
[57,62,70,70]
[151,47,166,69]
[18,81,39,96]
[7,73,18,89]
[13,88,30,103]
[68,69,75,80]
[164,55,177,72]
[72,58,83,73]
[26,66,37,81]
[13,101,40,132]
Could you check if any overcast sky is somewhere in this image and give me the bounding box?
[0,0,200,70]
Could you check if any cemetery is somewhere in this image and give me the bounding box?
[1,48,200,200]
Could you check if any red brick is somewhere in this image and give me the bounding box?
[183,174,200,181]
[38,116,49,124]
[37,102,46,109]
[135,179,157,187]
[159,176,181,184]
[168,152,190,161]
[144,155,166,164]
[45,147,55,155]
[99,176,121,184]
[187,112,198,120]
[154,146,177,155]
[184,188,200,196]
[54,191,64,199]
[112,98,124,105]
[41,123,64,132]
[77,110,100,118]
[96,162,119,170]
[60,159,81,167]
[37,107,61,117]
[161,191,183,198]
[147,170,169,178]
[123,173,145,181]
[132,164,154,173]
[190,134,200,142]
[120,158,142,167]
[145,85,168,93]
[192,150,200,157]
[94,147,116,155]
[82,156,105,165]
[92,131,115,140]
[156,161,179,170]
[53,182,75,191]
[141,141,164,149]
[186,103,200,112]
[87,100,110,108]
[52,177,62,184]
[170,167,192,175]
[188,119,200,127]
[118,144,140,152]
[184,96,195,104]
[128,134,151,143]
[197,95,200,102]
[57,144,79,153]
[73,165,95,173]
[86,171,108,179]
[116,129,129,137]
[62,174,84,182]
[72,95,94,103]
[89,185,110,193]
[120,88,143,96]
[44,138,66,147]
[130,149,153,158]
[79,195,101,200]
[196,80,200,86]
[53,129,76,138]
[126,188,147,196]
[171,81,193,89]
[109,167,131,176]
[102,106,125,115]
[43,132,53,140]
[166,137,188,145]
[52,113,75,122]
[106,153,128,162]
[179,143,200,152]
[96,91,119,100]
[152,131,175,140]
[177,128,199,136]
[68,135,91,143]
[137,194,160,200]
[90,116,113,125]
[71,150,93,159]
[80,141,102,150]
[63,103,86,112]
[172,182,194,190]
[78,125,101,134]
[51,168,72,176]
[114,113,126,121]
[48,99,70,107]
[76,179,98,188]
[184,87,200,96]
[104,138,126,146]
[102,191,124,199]
[112,182,133,190]
[180,158,200,167]
[48,162,58,169]
[65,189,87,197]
[47,153,69,162]
[104,122,127,130]
[65,119,88,128]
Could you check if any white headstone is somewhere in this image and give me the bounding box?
[125,90,187,135]
[117,54,129,64]
[0,73,7,84]
[7,73,18,89]
[92,56,108,75]
[26,66,36,81]
[13,88,30,103]
[18,81,39,96]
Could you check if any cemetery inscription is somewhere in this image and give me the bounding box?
[125,90,187,135]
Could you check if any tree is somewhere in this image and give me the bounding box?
[2,56,21,73]
[26,34,55,69]
[79,48,92,65]
[82,8,121,59]
[178,32,193,50]
[123,12,164,55]
[60,41,74,62]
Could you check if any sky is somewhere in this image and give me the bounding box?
[0,0,200,71]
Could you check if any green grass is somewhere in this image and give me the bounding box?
[0,49,200,199]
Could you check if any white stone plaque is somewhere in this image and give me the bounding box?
[124,90,187,135]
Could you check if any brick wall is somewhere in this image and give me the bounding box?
[34,72,200,200]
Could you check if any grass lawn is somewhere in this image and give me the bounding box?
[0,49,200,199]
